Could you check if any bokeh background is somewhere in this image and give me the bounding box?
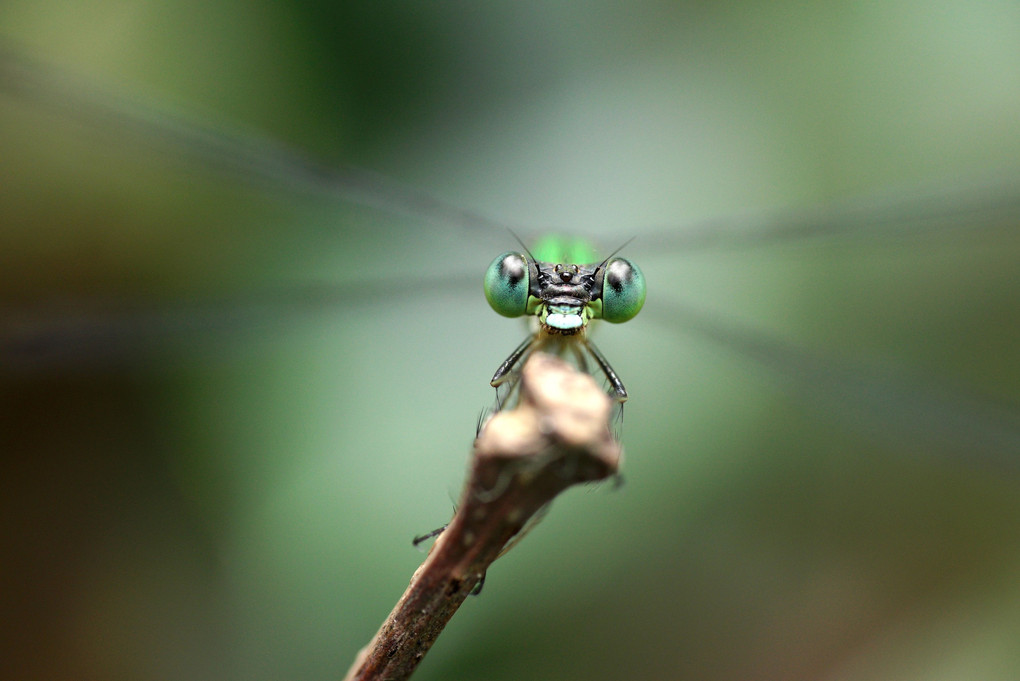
[2,1,1019,680]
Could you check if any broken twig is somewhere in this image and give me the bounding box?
[343,352,621,681]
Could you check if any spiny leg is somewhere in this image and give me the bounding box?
[412,525,447,547]
[490,335,537,387]
[570,340,591,376]
[584,337,628,482]
[490,335,537,410]
[585,338,628,403]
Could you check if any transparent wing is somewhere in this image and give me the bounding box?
[650,300,1020,472]
[0,43,518,237]
[4,50,1017,467]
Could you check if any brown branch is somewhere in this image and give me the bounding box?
[342,352,621,681]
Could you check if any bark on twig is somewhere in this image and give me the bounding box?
[343,352,621,681]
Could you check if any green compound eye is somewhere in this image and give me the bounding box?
[484,252,530,317]
[600,257,646,323]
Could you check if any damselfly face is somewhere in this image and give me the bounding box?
[2,4,1020,681]
[484,237,645,406]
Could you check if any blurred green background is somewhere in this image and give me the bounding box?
[2,1,1019,680]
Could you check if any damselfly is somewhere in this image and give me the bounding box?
[484,235,644,414]
[2,5,1019,680]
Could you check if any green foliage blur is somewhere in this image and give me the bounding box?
[2,2,1019,680]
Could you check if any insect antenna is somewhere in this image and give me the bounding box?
[506,227,537,263]
[596,235,638,269]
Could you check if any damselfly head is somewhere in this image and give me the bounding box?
[483,240,645,332]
